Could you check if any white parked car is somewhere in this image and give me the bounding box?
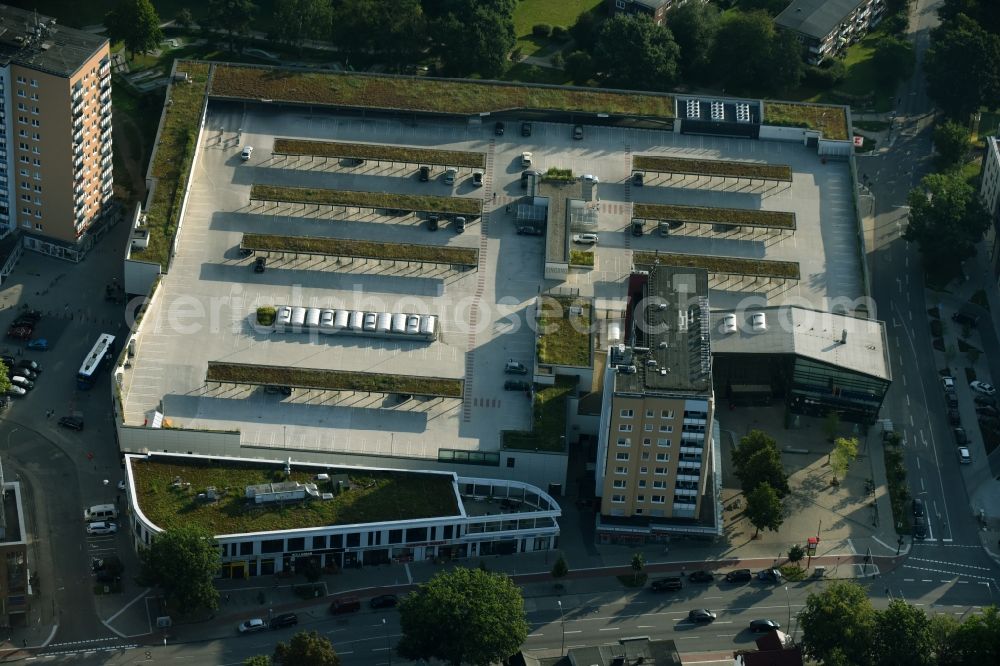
[240,146,253,161]
[521,151,532,167]
[87,521,118,536]
[237,618,267,634]
[582,174,599,183]
[751,312,767,332]
[572,233,599,244]
[970,381,996,396]
[722,313,737,334]
[957,447,972,464]
[941,376,956,393]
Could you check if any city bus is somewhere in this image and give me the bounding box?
[77,333,116,390]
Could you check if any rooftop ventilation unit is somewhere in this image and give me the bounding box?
[736,103,751,123]
[710,101,725,121]
[686,99,700,119]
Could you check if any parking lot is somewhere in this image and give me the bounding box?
[121,103,863,461]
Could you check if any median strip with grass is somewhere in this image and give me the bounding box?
[763,102,850,141]
[241,233,478,267]
[632,203,796,230]
[250,184,482,217]
[134,61,211,270]
[273,139,485,169]
[633,251,800,280]
[502,376,576,453]
[633,156,792,182]
[132,458,459,534]
[207,362,464,398]
[536,295,592,367]
[210,64,675,119]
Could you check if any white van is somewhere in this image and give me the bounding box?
[305,308,321,328]
[84,504,118,522]
[290,307,306,329]
[349,311,364,331]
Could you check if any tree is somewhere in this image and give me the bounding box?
[823,411,840,441]
[270,0,333,50]
[331,0,427,70]
[872,600,935,666]
[397,567,528,666]
[104,0,163,61]
[933,120,971,169]
[787,544,805,564]
[710,10,803,94]
[564,50,594,84]
[662,1,719,83]
[745,482,783,537]
[569,8,603,50]
[739,0,792,16]
[175,7,194,29]
[800,581,876,666]
[273,631,341,666]
[205,0,257,53]
[0,361,11,396]
[872,35,915,87]
[593,14,680,91]
[928,613,963,665]
[138,525,221,612]
[925,15,1000,120]
[732,429,789,497]
[630,552,645,583]
[244,657,272,666]
[904,170,991,271]
[829,436,859,484]
[431,0,515,78]
[551,554,568,580]
[949,606,1000,663]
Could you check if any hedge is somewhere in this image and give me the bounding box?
[633,251,800,280]
[273,139,485,169]
[633,155,793,182]
[241,233,478,267]
[207,362,464,397]
[633,203,796,230]
[249,184,483,217]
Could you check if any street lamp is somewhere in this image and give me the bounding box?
[383,617,391,666]
[784,586,791,631]
[557,599,566,656]
[896,535,905,556]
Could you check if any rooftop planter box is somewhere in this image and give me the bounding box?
[502,377,576,453]
[762,102,850,141]
[569,250,594,267]
[249,184,482,217]
[206,362,464,398]
[633,251,800,280]
[633,156,793,182]
[632,204,796,230]
[273,139,486,169]
[210,64,676,119]
[541,167,575,183]
[241,233,478,267]
[132,459,459,534]
[536,295,592,367]
[133,61,211,270]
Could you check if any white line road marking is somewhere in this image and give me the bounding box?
[904,579,915,582]
[599,628,619,632]
[909,557,992,571]
[920,477,925,491]
[917,458,921,469]
[910,414,915,426]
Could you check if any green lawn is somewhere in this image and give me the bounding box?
[512,0,601,57]
[502,377,577,452]
[132,458,459,535]
[503,63,574,87]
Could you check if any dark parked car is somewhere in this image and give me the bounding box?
[517,226,543,236]
[757,568,783,583]
[946,393,958,408]
[912,498,925,517]
[521,169,539,189]
[370,594,399,609]
[428,214,440,231]
[58,416,84,431]
[631,219,644,236]
[650,577,683,592]
[687,570,714,583]
[952,312,980,327]
[504,380,531,391]
[913,516,927,539]
[572,124,584,140]
[264,385,292,396]
[632,171,644,186]
[270,613,298,629]
[953,427,968,445]
[253,257,266,273]
[688,609,717,623]
[329,596,361,614]
[419,165,431,181]
[345,158,366,167]
[725,569,752,583]
[948,408,961,425]
[749,619,781,633]
[494,121,505,136]
[472,171,483,187]
[521,122,532,136]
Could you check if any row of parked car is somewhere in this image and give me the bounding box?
[236,594,399,634]
[4,310,48,350]
[649,567,783,592]
[940,375,997,470]
[1,353,42,398]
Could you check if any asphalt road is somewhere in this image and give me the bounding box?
[861,0,1000,604]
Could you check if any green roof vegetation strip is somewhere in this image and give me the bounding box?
[272,138,485,169]
[633,156,793,181]
[131,61,211,270]
[502,377,577,453]
[633,251,800,280]
[132,459,459,534]
[536,295,592,367]
[632,204,796,230]
[250,184,482,216]
[763,102,850,141]
[569,250,594,267]
[210,64,675,119]
[241,232,478,266]
[207,362,464,398]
